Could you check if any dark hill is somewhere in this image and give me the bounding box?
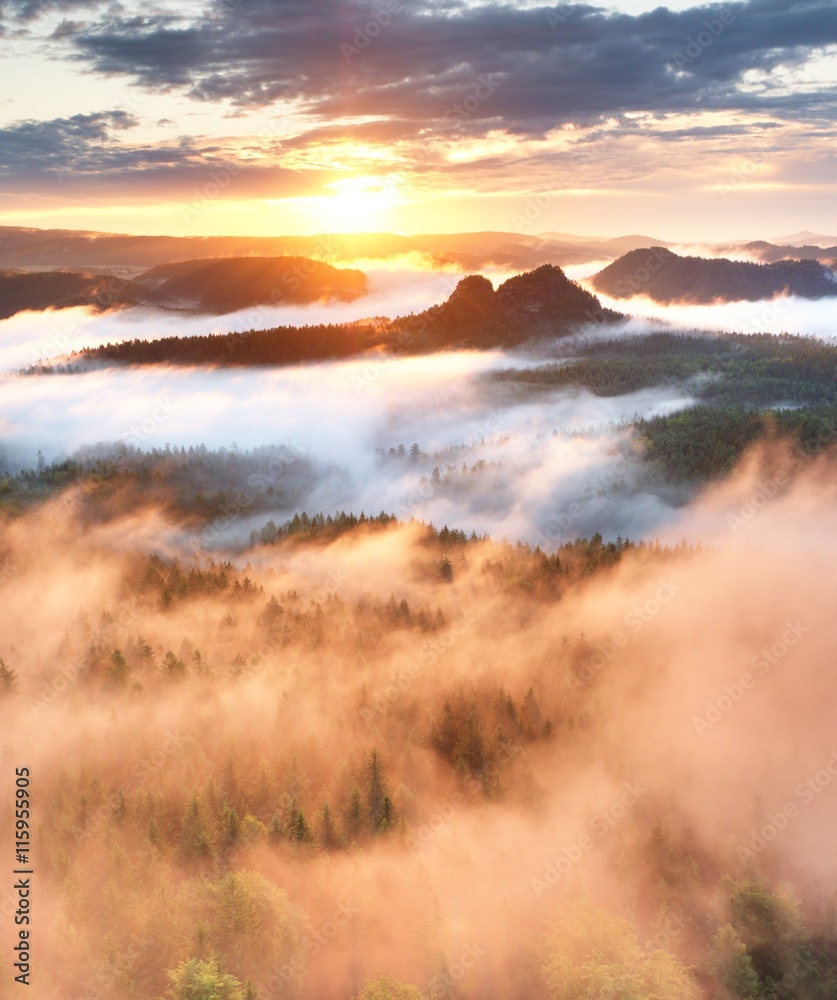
[0,270,161,320]
[496,264,615,329]
[394,264,621,349]
[591,247,837,303]
[0,257,369,320]
[135,256,367,313]
[71,263,621,369]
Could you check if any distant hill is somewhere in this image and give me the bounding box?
[0,257,368,319]
[538,232,670,253]
[719,241,837,267]
[134,256,367,313]
[0,227,415,271]
[591,247,837,303]
[603,235,672,252]
[0,225,629,275]
[392,264,622,350]
[0,270,161,320]
[771,231,837,249]
[66,263,621,369]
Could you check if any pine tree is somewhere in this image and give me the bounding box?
[222,803,240,847]
[107,649,129,687]
[289,806,313,844]
[0,659,17,694]
[367,750,384,828]
[345,786,363,839]
[181,794,213,858]
[319,803,339,849]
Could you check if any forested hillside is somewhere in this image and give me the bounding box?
[592,248,837,302]
[2,505,834,1000]
[58,264,621,367]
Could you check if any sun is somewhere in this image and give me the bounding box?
[288,175,403,233]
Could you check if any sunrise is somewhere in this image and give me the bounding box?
[2,2,837,1000]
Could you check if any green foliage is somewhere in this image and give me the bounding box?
[203,871,302,987]
[492,332,837,482]
[354,976,430,1000]
[545,901,699,1000]
[721,879,813,998]
[706,925,761,1000]
[345,786,363,840]
[166,955,243,1000]
[107,648,130,688]
[637,406,767,481]
[288,805,313,844]
[180,794,215,859]
[0,658,18,693]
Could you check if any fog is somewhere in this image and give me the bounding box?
[0,258,521,374]
[3,254,835,555]
[1,448,837,999]
[588,288,837,339]
[3,250,837,1000]
[0,346,699,548]
[7,255,835,381]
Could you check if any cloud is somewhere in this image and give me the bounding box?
[0,110,329,198]
[0,110,138,171]
[62,0,837,132]
[0,285,698,545]
[1,0,834,216]
[0,0,100,23]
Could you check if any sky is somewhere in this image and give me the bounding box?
[0,0,835,241]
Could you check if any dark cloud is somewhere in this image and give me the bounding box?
[49,18,88,39]
[0,111,138,176]
[1,0,834,206]
[59,0,837,138]
[0,0,100,23]
[0,111,327,198]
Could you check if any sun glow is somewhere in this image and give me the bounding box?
[282,175,404,233]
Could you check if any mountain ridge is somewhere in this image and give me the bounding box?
[591,247,837,303]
